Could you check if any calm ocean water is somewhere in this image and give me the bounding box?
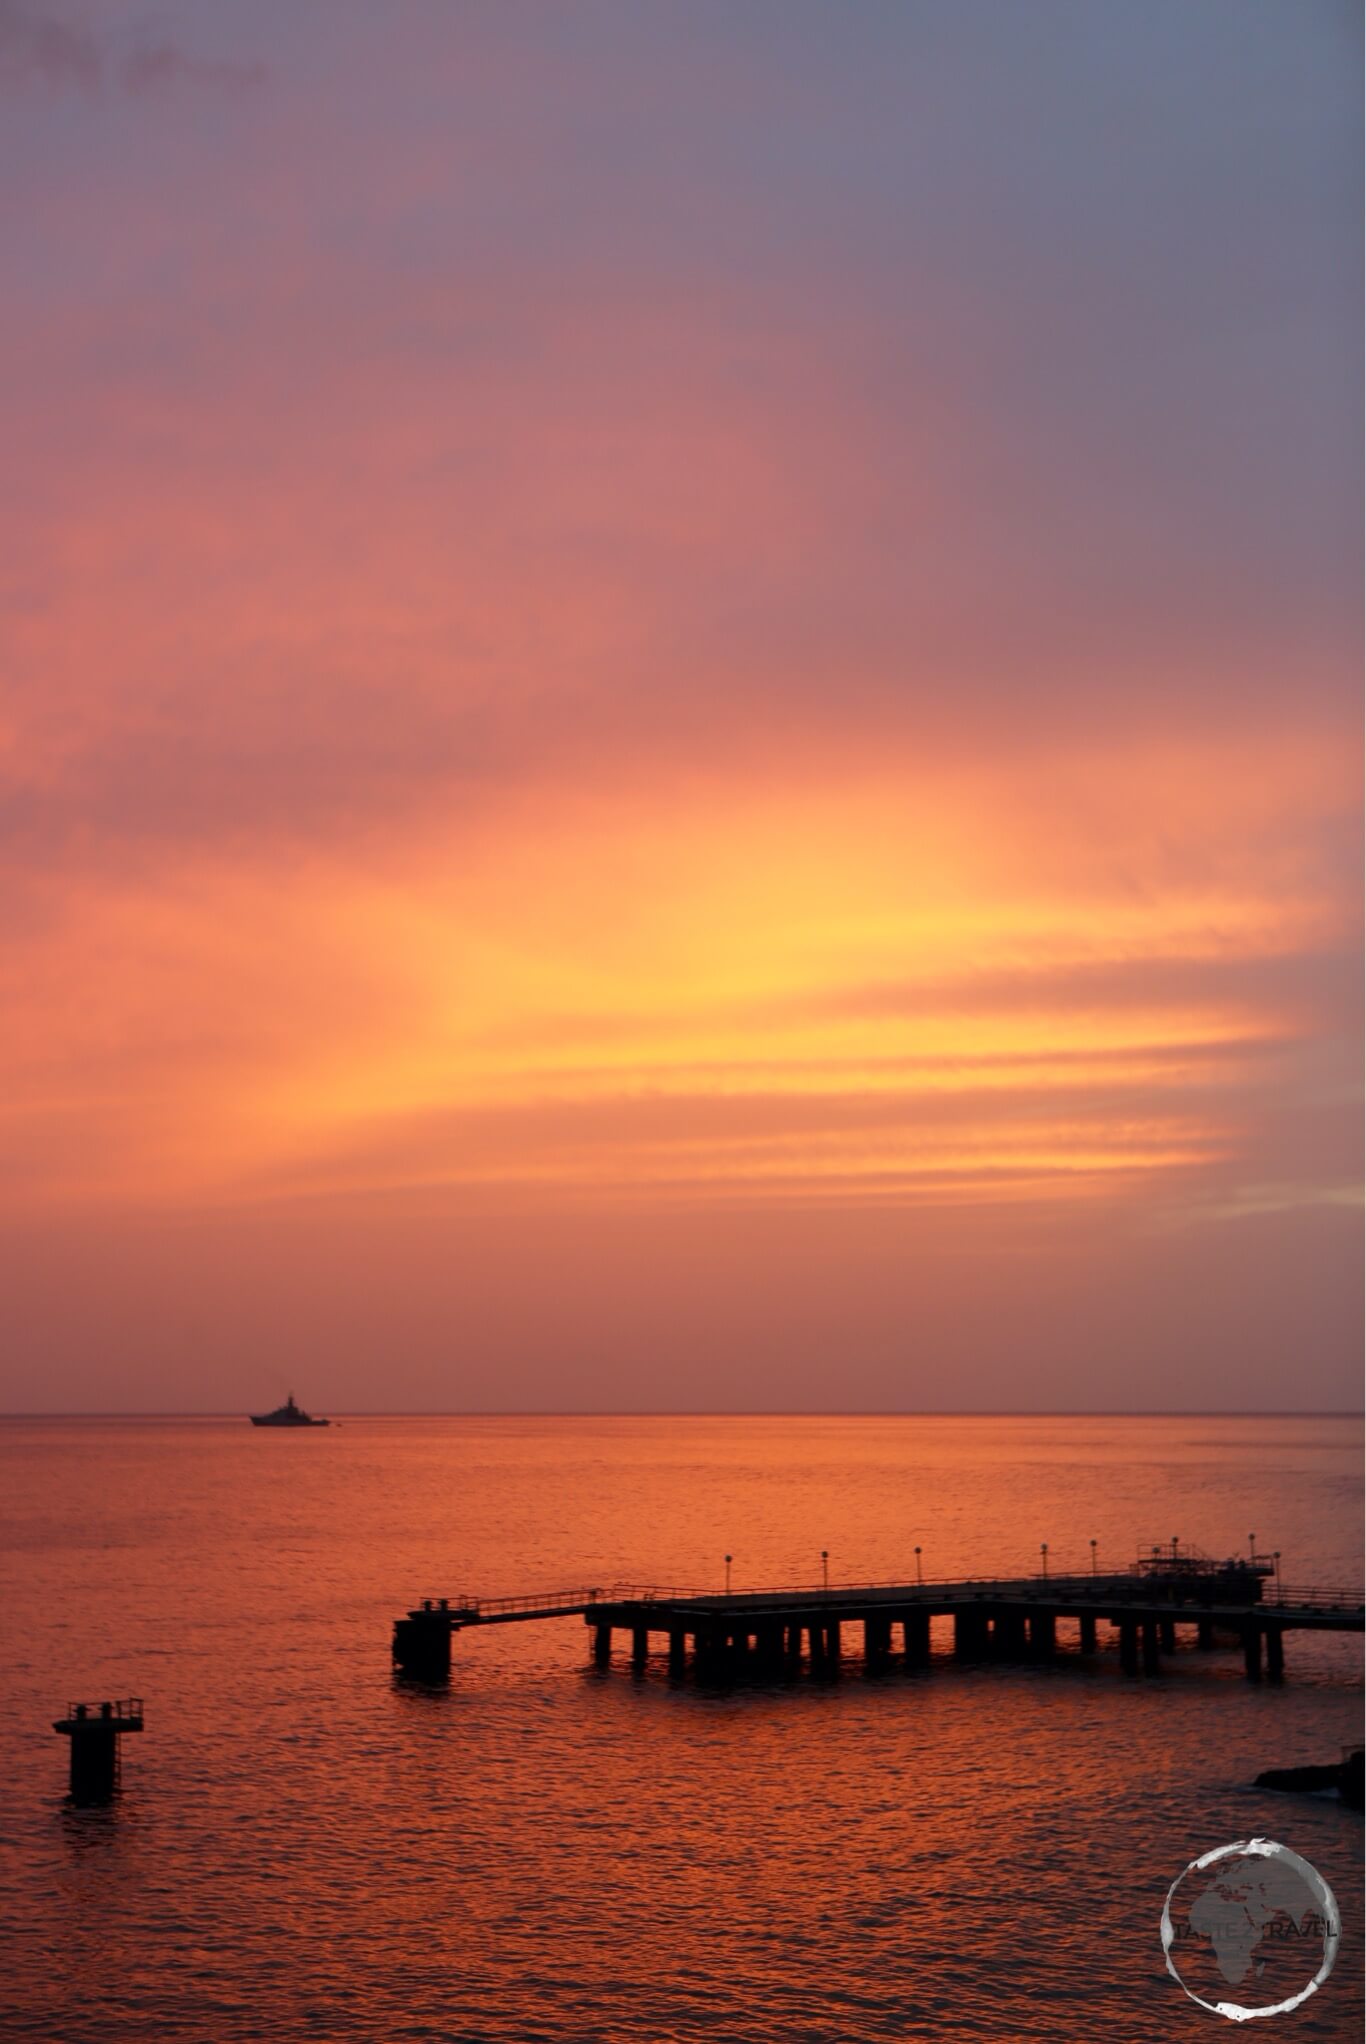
[0,1414,1360,2042]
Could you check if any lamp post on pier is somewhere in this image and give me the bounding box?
[1090,1538,1097,1576]
[725,1553,732,1594]
[915,1545,922,1585]
[821,1549,829,1591]
[1040,1542,1048,1580]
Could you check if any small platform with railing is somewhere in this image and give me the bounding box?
[53,1699,144,1803]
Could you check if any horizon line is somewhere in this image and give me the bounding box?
[2,1407,1362,1421]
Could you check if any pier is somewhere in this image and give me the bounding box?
[392,1549,1363,1687]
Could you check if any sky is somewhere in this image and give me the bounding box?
[1,0,1360,1412]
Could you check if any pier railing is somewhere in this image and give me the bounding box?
[416,1575,1364,1621]
[60,1697,143,1722]
[614,1569,1270,1608]
[1259,1586,1363,1613]
[417,1588,603,1619]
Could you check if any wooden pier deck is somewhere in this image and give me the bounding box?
[392,1553,1364,1687]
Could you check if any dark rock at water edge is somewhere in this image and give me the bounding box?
[1255,1748,1363,1809]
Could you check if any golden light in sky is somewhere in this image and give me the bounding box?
[0,1,1358,1410]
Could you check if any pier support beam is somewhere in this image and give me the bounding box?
[593,1624,612,1668]
[903,1611,930,1663]
[695,1624,723,1674]
[757,1622,785,1670]
[825,1619,842,1665]
[1029,1612,1056,1660]
[1197,1617,1215,1650]
[1142,1620,1161,1675]
[1243,1621,1263,1682]
[993,1611,1026,1658]
[1264,1624,1283,1682]
[393,1613,452,1682]
[668,1629,686,1674]
[864,1615,892,1663]
[631,1627,649,1669]
[1079,1614,1097,1655]
[1120,1620,1139,1676]
[786,1622,803,1662]
[1159,1619,1176,1654]
[954,1610,987,1659]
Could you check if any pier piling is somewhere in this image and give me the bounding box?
[903,1611,930,1663]
[1243,1621,1263,1682]
[1030,1611,1056,1659]
[954,1610,985,1659]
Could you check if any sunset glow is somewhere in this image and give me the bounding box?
[1,0,1359,1410]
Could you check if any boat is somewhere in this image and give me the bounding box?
[250,1393,330,1428]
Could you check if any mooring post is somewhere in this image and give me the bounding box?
[54,1699,143,1805]
[1120,1620,1139,1675]
[393,1609,453,1682]
[1078,1613,1097,1655]
[1264,1624,1284,1680]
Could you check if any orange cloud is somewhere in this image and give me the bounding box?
[2,738,1353,1222]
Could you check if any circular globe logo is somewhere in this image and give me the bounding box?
[1162,1838,1340,2022]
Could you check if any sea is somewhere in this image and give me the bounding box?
[0,1413,1360,2042]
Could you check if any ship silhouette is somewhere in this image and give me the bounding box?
[249,1393,329,1428]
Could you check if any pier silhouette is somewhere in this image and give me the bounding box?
[392,1544,1364,1686]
